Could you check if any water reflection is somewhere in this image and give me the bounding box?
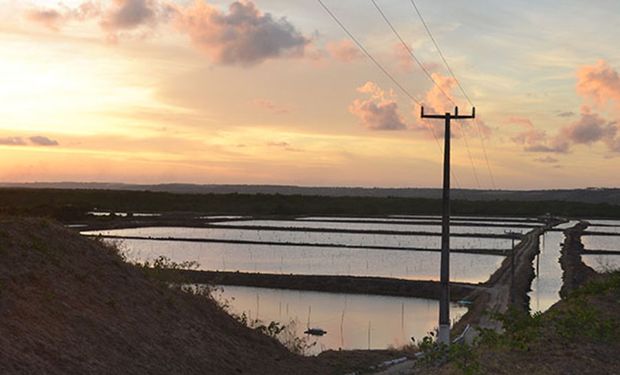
[530,221,576,312]
[214,286,467,354]
[583,254,620,272]
[85,227,514,250]
[111,239,503,283]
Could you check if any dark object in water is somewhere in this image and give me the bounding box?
[304,328,327,336]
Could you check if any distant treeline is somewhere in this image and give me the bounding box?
[0,187,619,220]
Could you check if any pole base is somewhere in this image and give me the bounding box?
[438,324,450,345]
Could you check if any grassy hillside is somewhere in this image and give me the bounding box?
[0,217,329,374]
[421,271,620,375]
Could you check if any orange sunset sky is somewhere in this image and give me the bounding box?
[1,0,620,189]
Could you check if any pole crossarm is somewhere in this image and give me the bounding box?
[421,106,476,120]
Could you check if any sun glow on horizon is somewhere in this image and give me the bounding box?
[1,0,620,189]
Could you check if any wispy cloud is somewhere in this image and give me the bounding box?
[534,156,559,163]
[392,43,439,74]
[266,141,289,147]
[24,0,169,41]
[511,107,618,154]
[326,40,363,63]
[252,99,290,114]
[24,8,65,31]
[0,135,59,147]
[29,136,60,146]
[0,137,27,146]
[557,111,575,118]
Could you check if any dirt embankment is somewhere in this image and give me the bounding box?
[432,271,620,375]
[454,225,548,332]
[161,269,477,301]
[0,218,333,375]
[560,221,598,298]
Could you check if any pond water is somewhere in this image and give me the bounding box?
[213,285,467,354]
[581,219,620,265]
[84,227,514,251]
[586,219,620,229]
[84,217,528,283]
[582,254,620,272]
[581,235,620,252]
[109,238,502,283]
[211,220,537,235]
[529,221,577,313]
[87,211,160,217]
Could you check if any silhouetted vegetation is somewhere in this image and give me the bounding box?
[1,187,620,220]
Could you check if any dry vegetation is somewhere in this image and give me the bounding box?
[414,271,620,375]
[0,217,334,374]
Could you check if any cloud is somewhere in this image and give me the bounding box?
[509,116,547,145]
[524,142,569,153]
[559,106,616,145]
[424,73,457,114]
[513,107,619,154]
[349,82,407,131]
[175,0,309,66]
[393,43,414,73]
[510,61,620,155]
[24,2,102,31]
[557,111,575,118]
[534,156,559,163]
[0,137,27,146]
[100,0,155,30]
[0,136,59,146]
[24,0,167,40]
[29,136,59,146]
[265,141,302,152]
[326,40,362,63]
[24,8,65,31]
[266,141,289,147]
[393,43,440,73]
[99,0,174,40]
[24,1,309,65]
[577,60,620,108]
[252,99,289,114]
[509,116,568,153]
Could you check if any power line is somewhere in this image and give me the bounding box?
[474,118,497,189]
[457,123,481,188]
[316,0,462,189]
[409,0,497,189]
[371,0,478,188]
[316,1,440,146]
[409,0,472,106]
[317,0,421,106]
[370,0,456,106]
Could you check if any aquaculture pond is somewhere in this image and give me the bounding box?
[82,217,540,282]
[213,285,467,354]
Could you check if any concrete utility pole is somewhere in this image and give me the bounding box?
[505,231,522,306]
[421,106,475,345]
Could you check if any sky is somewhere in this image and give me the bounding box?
[1,0,620,189]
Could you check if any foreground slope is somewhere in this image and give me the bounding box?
[0,218,326,375]
[418,270,620,375]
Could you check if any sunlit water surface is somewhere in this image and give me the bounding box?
[213,286,467,354]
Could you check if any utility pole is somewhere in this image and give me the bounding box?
[421,106,475,345]
[505,231,522,306]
